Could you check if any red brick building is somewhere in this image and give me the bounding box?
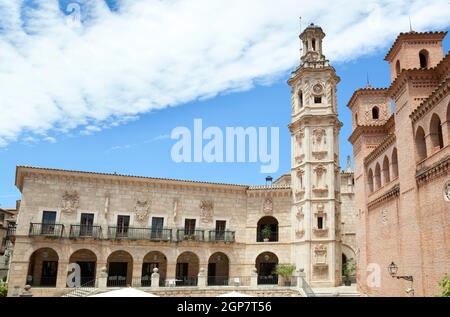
[348,31,450,297]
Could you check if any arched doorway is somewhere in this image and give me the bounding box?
[107,250,133,287]
[176,252,199,286]
[208,252,230,286]
[142,251,167,287]
[27,248,59,287]
[69,249,97,287]
[255,252,279,285]
[257,216,279,242]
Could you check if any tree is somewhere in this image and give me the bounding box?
[274,264,296,287]
[438,275,450,297]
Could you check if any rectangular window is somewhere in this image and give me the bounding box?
[117,215,130,237]
[317,217,323,230]
[151,217,164,239]
[80,213,94,236]
[184,219,196,235]
[215,220,226,240]
[41,211,57,235]
[314,96,322,104]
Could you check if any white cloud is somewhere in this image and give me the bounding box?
[0,0,449,146]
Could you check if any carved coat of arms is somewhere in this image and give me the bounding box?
[61,191,80,214]
[200,200,214,224]
[134,200,150,224]
[262,198,273,215]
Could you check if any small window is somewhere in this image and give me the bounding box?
[372,107,379,120]
[298,91,303,108]
[419,50,429,68]
[184,219,196,235]
[312,39,316,51]
[314,96,322,104]
[355,113,358,126]
[317,217,323,230]
[396,60,401,76]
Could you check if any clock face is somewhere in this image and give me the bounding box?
[313,84,323,95]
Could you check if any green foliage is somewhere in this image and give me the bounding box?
[274,264,296,278]
[261,225,272,239]
[438,275,450,297]
[0,284,7,297]
[342,258,356,278]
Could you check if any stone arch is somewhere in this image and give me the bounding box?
[255,252,279,285]
[429,113,444,152]
[374,163,381,189]
[176,251,200,286]
[415,126,427,162]
[367,168,374,193]
[69,249,97,286]
[391,148,399,179]
[257,216,279,242]
[27,248,59,287]
[382,155,390,185]
[106,250,133,287]
[419,49,429,68]
[207,252,230,286]
[142,251,168,286]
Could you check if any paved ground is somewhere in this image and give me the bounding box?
[312,285,360,297]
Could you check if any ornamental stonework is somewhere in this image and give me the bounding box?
[61,190,80,214]
[134,200,151,224]
[444,181,450,202]
[200,200,214,224]
[262,197,273,215]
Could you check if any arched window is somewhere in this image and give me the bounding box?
[374,163,381,189]
[382,156,390,185]
[257,216,278,242]
[391,148,398,179]
[298,90,303,109]
[429,114,444,152]
[312,39,316,51]
[372,107,379,120]
[355,113,358,126]
[415,126,427,162]
[419,50,429,68]
[367,169,374,193]
[396,60,401,76]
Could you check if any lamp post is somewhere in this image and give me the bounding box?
[388,262,413,282]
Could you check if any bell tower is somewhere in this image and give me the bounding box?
[288,23,342,287]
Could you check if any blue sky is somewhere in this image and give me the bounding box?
[0,0,449,207]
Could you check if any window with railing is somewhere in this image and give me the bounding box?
[29,223,64,237]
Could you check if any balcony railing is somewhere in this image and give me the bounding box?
[257,275,279,285]
[208,230,235,243]
[176,229,205,242]
[29,223,64,238]
[6,223,16,240]
[69,225,102,239]
[107,226,172,241]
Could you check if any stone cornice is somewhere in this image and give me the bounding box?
[364,134,396,166]
[348,124,387,145]
[410,75,450,123]
[367,184,400,210]
[416,156,450,185]
[384,31,447,62]
[287,65,341,86]
[15,166,249,193]
[387,68,439,101]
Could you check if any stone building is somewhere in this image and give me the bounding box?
[0,206,17,279]
[6,25,355,297]
[348,31,450,297]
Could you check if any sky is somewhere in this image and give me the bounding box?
[0,0,449,207]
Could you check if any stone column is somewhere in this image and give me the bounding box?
[97,266,108,289]
[296,269,306,289]
[151,268,160,289]
[132,262,142,287]
[56,262,69,289]
[425,134,434,156]
[250,268,258,288]
[197,268,206,288]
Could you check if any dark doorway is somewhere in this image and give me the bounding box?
[176,262,189,286]
[41,261,58,286]
[258,263,278,285]
[142,262,159,286]
[208,263,217,285]
[108,262,128,287]
[77,261,96,286]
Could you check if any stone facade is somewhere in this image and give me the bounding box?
[348,31,450,297]
[6,25,355,297]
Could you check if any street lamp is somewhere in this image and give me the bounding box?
[388,262,413,282]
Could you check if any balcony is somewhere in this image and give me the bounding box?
[208,230,235,243]
[176,229,205,242]
[257,231,278,243]
[29,223,64,238]
[69,225,102,239]
[6,223,16,241]
[107,226,172,241]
